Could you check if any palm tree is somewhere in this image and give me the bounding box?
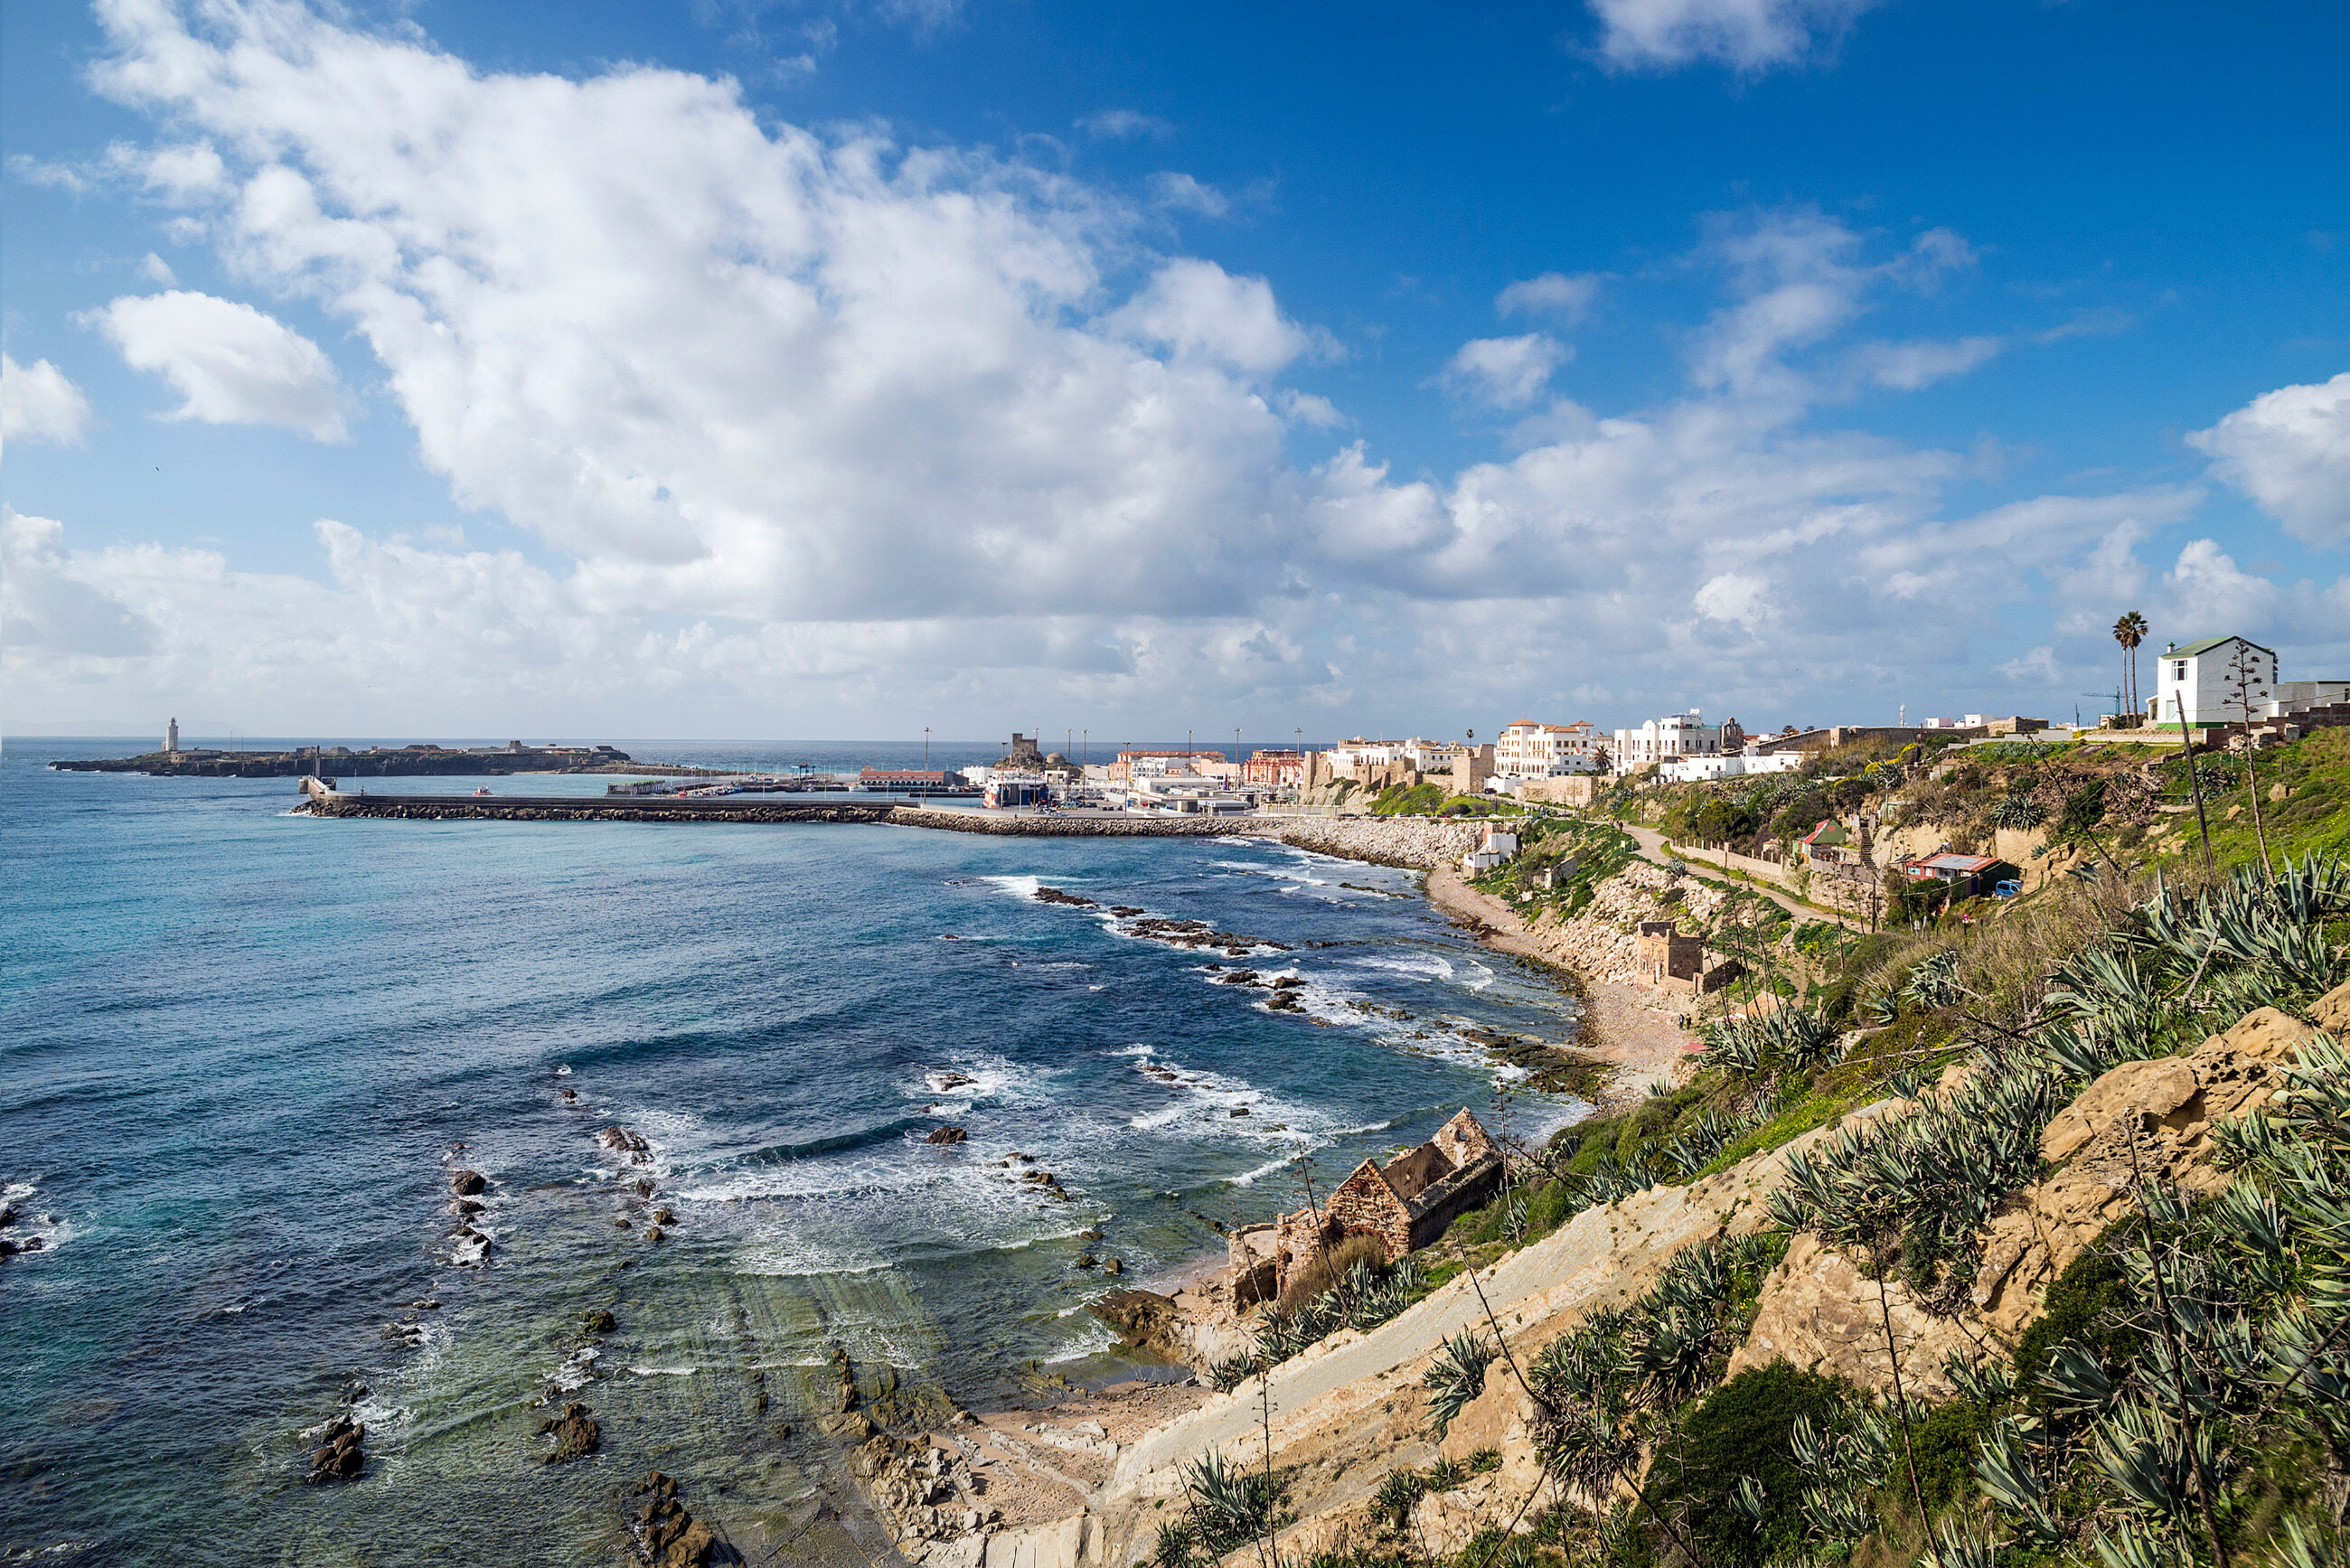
[2113,611,2148,723]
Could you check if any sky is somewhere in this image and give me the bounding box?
[4,0,2347,744]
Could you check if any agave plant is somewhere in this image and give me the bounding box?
[1423,1329,1498,1436]
[1991,792,2048,831]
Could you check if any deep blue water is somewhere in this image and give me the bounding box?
[1,737,1584,1564]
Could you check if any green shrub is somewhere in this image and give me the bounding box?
[1649,1361,1851,1568]
[1905,1397,1992,1510]
[2010,1228,2142,1409]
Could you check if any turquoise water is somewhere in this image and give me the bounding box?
[1,739,1586,1564]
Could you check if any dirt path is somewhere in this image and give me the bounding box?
[1620,823,1864,929]
[1423,865,1700,1104]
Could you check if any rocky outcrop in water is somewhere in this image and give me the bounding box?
[539,1403,601,1462]
[306,1417,364,1483]
[926,1126,968,1144]
[599,1126,651,1164]
[631,1471,717,1567]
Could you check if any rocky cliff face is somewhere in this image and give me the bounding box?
[1728,999,2336,1399]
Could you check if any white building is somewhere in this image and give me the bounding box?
[1398,737,1459,771]
[1657,751,1807,784]
[1326,737,1405,774]
[165,717,179,755]
[1462,823,1520,875]
[2152,636,2277,728]
[1128,755,1198,779]
[1612,710,1740,772]
[1495,719,1601,777]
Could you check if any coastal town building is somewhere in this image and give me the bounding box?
[1241,749,1308,788]
[1229,1110,1503,1301]
[1656,750,1807,784]
[1462,822,1519,874]
[1326,738,1405,774]
[2153,636,2277,728]
[1108,748,1226,783]
[1494,719,1600,777]
[1612,711,1744,771]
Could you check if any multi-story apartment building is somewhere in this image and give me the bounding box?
[1494,719,1601,777]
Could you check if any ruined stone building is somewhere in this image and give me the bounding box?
[1229,1109,1503,1303]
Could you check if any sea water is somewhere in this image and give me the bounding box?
[0,739,1587,1564]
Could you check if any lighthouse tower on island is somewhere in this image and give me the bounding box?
[165,718,179,756]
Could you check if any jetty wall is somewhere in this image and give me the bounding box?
[300,790,1490,869]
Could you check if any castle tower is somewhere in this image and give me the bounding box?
[166,717,179,755]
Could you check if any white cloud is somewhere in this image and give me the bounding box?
[1689,212,1974,401]
[140,250,178,284]
[86,290,347,440]
[1147,172,1229,218]
[1996,644,2061,686]
[1111,258,1325,375]
[1495,271,1599,324]
[1693,571,1771,627]
[1588,0,1878,72]
[1,354,94,446]
[2187,371,2350,547]
[1077,109,1174,141]
[1844,334,2003,392]
[1439,333,1569,408]
[1276,389,1348,428]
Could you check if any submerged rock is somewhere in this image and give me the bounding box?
[598,1126,651,1161]
[583,1309,617,1334]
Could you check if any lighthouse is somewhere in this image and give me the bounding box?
[165,718,179,755]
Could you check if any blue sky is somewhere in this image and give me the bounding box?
[4,0,2346,740]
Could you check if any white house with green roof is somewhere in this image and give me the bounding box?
[2152,635,2276,728]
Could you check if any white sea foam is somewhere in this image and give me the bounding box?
[1348,953,1457,981]
[627,1365,700,1376]
[548,1344,601,1394]
[979,873,1045,899]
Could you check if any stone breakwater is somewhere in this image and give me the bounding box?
[894,809,1484,869]
[303,792,1490,872]
[301,796,899,824]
